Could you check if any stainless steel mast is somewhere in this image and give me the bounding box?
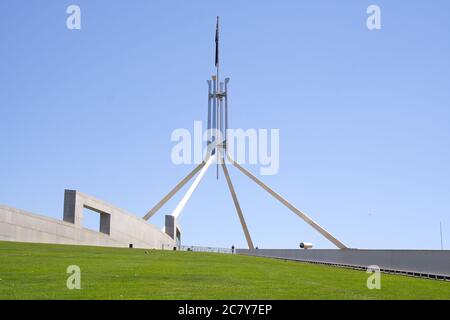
[143,18,348,250]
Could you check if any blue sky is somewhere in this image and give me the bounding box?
[1,1,449,249]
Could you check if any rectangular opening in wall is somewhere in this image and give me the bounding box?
[83,207,111,235]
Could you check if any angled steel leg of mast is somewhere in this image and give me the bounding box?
[226,153,348,249]
[222,162,255,249]
[143,161,207,221]
[172,155,215,219]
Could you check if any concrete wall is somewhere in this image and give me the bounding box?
[237,249,450,277]
[164,215,181,249]
[0,190,176,250]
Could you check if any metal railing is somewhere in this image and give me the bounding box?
[180,245,234,254]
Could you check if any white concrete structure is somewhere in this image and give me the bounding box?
[0,190,176,250]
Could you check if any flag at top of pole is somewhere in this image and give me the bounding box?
[215,16,219,67]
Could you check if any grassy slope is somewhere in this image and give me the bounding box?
[0,241,449,300]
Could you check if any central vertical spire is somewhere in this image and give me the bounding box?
[207,17,229,180]
[214,16,221,179]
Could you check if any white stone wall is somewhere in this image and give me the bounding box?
[0,191,176,250]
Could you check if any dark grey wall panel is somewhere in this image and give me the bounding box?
[237,249,450,277]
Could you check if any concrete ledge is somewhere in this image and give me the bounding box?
[237,249,450,279]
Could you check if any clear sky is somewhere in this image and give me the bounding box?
[1,1,449,249]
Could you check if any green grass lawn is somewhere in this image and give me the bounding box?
[0,241,449,299]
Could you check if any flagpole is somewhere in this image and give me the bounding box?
[216,16,220,89]
[216,55,219,180]
[216,16,220,179]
